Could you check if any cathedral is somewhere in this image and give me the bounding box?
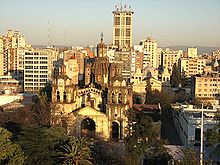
[51,36,133,140]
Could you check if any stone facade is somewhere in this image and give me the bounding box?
[52,38,132,141]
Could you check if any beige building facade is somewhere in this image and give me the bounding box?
[52,38,133,140]
[193,73,220,104]
[161,48,183,71]
[133,68,162,93]
[2,30,27,74]
[187,47,198,59]
[140,37,159,69]
[179,58,206,77]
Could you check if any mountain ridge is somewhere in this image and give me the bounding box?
[32,45,220,54]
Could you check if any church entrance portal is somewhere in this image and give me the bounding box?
[112,122,119,140]
[81,118,95,138]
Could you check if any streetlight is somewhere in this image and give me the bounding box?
[200,103,204,165]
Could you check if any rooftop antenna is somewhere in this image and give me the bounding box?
[64,30,67,48]
[47,20,52,47]
[47,20,50,47]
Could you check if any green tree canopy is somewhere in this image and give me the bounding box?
[125,109,170,164]
[170,63,181,88]
[17,126,68,165]
[0,127,26,165]
[57,137,93,165]
[145,89,171,110]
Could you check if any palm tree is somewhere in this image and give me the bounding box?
[58,137,93,165]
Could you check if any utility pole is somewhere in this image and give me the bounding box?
[200,103,204,165]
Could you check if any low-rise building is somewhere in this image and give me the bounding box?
[171,104,219,146]
[0,74,21,94]
[132,68,162,93]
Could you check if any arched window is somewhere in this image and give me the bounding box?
[112,122,119,140]
[118,93,122,104]
[57,91,60,102]
[63,91,67,102]
[81,118,95,138]
[112,92,115,103]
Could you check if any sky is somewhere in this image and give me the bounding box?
[0,0,220,47]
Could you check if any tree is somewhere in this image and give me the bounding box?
[170,63,181,88]
[181,148,199,165]
[133,92,143,104]
[17,126,68,165]
[0,93,51,127]
[40,83,52,101]
[124,109,170,164]
[93,139,126,165]
[0,127,26,165]
[31,93,51,126]
[206,109,220,159]
[145,78,153,104]
[145,89,171,110]
[180,69,188,88]
[57,137,93,165]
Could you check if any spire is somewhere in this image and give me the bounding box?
[100,31,104,43]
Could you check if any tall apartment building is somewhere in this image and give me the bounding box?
[24,49,49,93]
[112,4,134,48]
[179,58,206,77]
[5,48,25,83]
[2,30,27,74]
[6,48,24,72]
[192,73,220,104]
[161,48,183,71]
[140,37,158,69]
[44,48,59,80]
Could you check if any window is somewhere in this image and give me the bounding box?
[57,91,60,102]
[115,17,120,25]
[118,93,123,104]
[115,40,119,46]
[195,128,201,141]
[40,66,47,70]
[63,91,67,102]
[25,61,33,64]
[126,40,130,46]
[40,61,47,64]
[25,66,33,69]
[126,17,131,25]
[115,28,120,36]
[126,29,130,37]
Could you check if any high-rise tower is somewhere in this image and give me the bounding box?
[112,4,134,48]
